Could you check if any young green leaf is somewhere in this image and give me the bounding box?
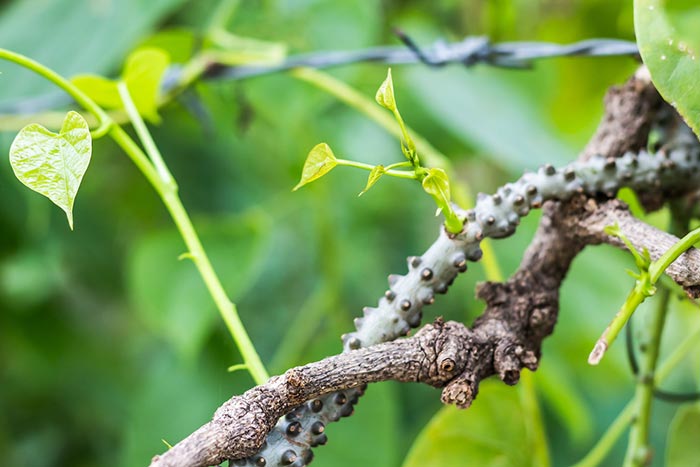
[293,143,338,191]
[421,167,451,209]
[635,0,700,137]
[375,68,396,111]
[359,165,385,196]
[70,74,121,109]
[9,111,92,230]
[122,47,169,123]
[72,47,169,123]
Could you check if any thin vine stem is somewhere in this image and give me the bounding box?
[336,158,417,179]
[290,66,504,281]
[117,82,177,188]
[0,48,269,385]
[589,225,700,365]
[623,286,671,466]
[570,324,700,467]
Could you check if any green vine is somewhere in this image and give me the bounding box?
[0,47,269,385]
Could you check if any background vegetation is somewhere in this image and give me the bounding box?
[0,0,698,466]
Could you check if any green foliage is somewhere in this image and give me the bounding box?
[402,381,535,467]
[634,0,700,137]
[127,215,270,359]
[1,1,698,466]
[140,28,197,64]
[421,168,462,232]
[359,165,386,196]
[293,143,338,191]
[9,111,91,229]
[72,48,169,123]
[665,404,700,466]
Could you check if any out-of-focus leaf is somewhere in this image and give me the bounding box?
[666,404,700,467]
[120,350,250,467]
[402,380,536,467]
[140,28,197,63]
[537,358,594,445]
[634,0,700,138]
[293,143,338,191]
[404,67,575,172]
[359,165,385,196]
[9,111,91,229]
[122,48,170,123]
[71,75,121,109]
[127,213,270,359]
[314,383,400,467]
[72,48,169,123]
[207,30,287,65]
[0,0,186,103]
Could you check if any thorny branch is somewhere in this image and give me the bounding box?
[149,71,700,467]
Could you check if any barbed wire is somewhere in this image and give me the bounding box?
[1,35,640,115]
[201,34,639,83]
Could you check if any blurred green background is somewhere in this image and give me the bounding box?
[0,0,698,466]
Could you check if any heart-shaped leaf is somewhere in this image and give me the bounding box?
[293,143,338,191]
[9,111,92,229]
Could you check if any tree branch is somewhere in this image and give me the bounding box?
[149,69,700,467]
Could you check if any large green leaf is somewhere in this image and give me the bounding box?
[127,213,271,359]
[402,380,537,467]
[634,0,700,137]
[9,111,91,229]
[666,404,700,467]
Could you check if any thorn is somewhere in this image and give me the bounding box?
[388,274,402,286]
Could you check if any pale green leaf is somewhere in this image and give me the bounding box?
[140,27,196,63]
[9,111,92,229]
[635,0,700,137]
[123,47,170,123]
[70,47,170,123]
[376,68,396,111]
[71,74,121,108]
[127,213,270,359]
[358,165,385,196]
[421,167,451,209]
[207,29,287,65]
[293,143,338,191]
[402,380,536,467]
[666,404,700,467]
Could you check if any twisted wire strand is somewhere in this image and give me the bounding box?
[202,36,639,82]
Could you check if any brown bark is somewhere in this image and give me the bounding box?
[150,69,700,467]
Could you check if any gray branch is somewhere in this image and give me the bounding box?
[148,70,700,467]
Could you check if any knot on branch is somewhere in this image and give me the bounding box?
[415,318,473,387]
[441,373,479,409]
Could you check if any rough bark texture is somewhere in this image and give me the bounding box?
[149,70,700,467]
